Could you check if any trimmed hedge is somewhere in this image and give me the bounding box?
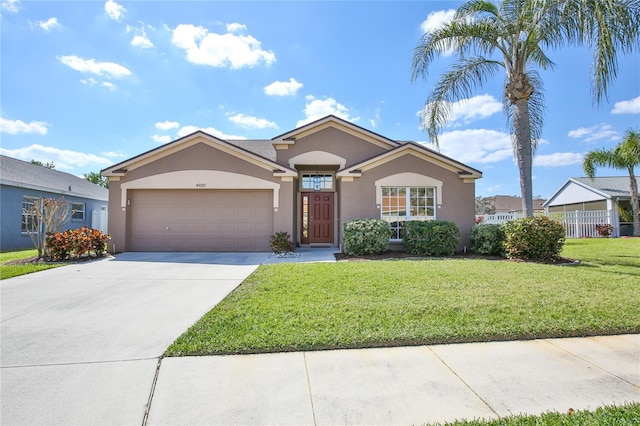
[402,220,460,256]
[501,216,566,261]
[343,219,391,255]
[469,224,506,256]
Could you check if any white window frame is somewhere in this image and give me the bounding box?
[71,202,86,221]
[21,196,40,234]
[380,186,437,240]
[300,172,335,191]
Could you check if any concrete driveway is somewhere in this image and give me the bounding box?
[1,252,269,425]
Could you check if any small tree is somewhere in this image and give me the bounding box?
[583,129,640,237]
[24,197,72,259]
[84,171,109,189]
[475,196,496,215]
[31,159,56,169]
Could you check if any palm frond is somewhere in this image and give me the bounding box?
[421,57,503,147]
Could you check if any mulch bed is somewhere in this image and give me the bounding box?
[334,250,579,265]
[4,253,112,265]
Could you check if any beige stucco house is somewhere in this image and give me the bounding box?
[102,115,482,253]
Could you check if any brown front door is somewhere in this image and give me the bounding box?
[301,192,334,244]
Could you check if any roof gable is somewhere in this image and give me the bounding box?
[337,142,482,179]
[0,155,108,200]
[544,176,638,207]
[102,131,295,177]
[272,115,400,150]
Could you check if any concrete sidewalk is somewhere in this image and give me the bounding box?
[147,334,640,425]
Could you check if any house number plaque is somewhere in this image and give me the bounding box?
[195,183,206,188]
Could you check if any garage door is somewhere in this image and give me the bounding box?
[128,189,273,251]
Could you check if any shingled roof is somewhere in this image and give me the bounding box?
[1,155,108,200]
[571,176,639,198]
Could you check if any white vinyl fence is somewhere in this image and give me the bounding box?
[477,210,618,238]
[91,207,108,234]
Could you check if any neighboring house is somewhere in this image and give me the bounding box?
[0,155,109,251]
[493,195,546,213]
[102,115,482,253]
[543,176,639,236]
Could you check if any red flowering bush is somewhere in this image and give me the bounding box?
[46,227,109,261]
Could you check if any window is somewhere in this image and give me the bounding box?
[301,173,334,191]
[21,196,39,233]
[72,202,85,220]
[381,187,436,239]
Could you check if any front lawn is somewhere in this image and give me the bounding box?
[166,238,640,356]
[439,402,640,425]
[0,249,65,280]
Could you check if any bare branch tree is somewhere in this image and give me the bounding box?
[24,197,73,259]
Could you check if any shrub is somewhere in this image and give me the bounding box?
[469,224,506,256]
[501,216,566,261]
[596,224,613,237]
[270,231,295,255]
[343,219,391,255]
[46,227,109,261]
[402,220,460,256]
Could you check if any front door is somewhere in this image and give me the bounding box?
[301,192,334,244]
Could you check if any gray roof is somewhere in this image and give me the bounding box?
[0,155,108,201]
[572,176,639,198]
[226,139,276,161]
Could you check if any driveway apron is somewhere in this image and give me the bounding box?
[1,252,268,426]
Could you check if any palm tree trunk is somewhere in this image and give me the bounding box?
[628,167,640,237]
[512,99,534,217]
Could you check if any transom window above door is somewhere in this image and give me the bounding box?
[300,173,334,191]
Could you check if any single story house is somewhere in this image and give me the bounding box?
[102,115,482,253]
[1,155,109,251]
[493,195,546,214]
[543,176,639,236]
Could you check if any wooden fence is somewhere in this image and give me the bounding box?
[476,210,618,238]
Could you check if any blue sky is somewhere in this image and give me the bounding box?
[1,0,638,198]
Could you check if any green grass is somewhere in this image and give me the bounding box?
[435,402,640,425]
[0,248,65,280]
[166,238,640,356]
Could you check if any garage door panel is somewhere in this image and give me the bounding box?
[129,189,273,252]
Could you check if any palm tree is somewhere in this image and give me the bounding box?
[583,129,640,237]
[412,0,640,216]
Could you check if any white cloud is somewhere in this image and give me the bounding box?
[297,96,358,127]
[0,144,113,171]
[34,17,60,31]
[611,95,640,114]
[101,150,126,158]
[533,152,584,167]
[226,23,246,33]
[152,134,172,144]
[128,24,154,49]
[426,128,513,164]
[59,55,131,78]
[419,94,502,128]
[155,120,179,130]
[176,125,246,140]
[104,0,126,22]
[132,33,153,49]
[264,78,303,96]
[0,117,48,135]
[567,123,620,143]
[1,0,21,13]
[228,113,278,130]
[101,81,116,91]
[420,9,457,56]
[171,24,276,69]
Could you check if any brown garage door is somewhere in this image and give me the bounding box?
[128,189,273,251]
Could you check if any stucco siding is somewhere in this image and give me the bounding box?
[339,153,476,250]
[277,127,390,169]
